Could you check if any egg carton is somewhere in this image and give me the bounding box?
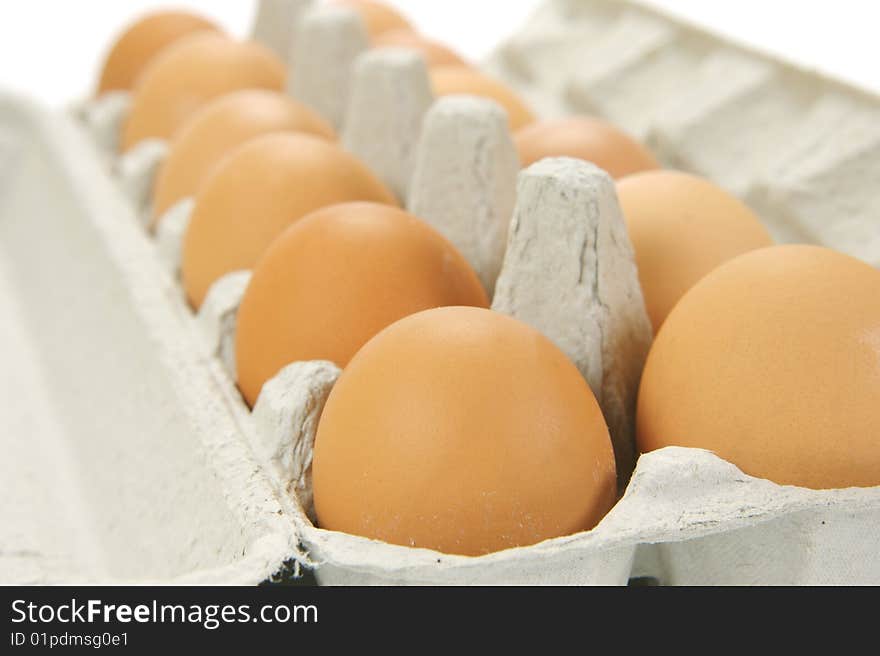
[4,0,879,585]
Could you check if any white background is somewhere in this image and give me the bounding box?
[0,1,878,107]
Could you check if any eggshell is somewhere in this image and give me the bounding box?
[430,66,536,131]
[96,10,221,96]
[637,244,880,490]
[151,90,335,224]
[181,134,396,310]
[120,33,286,151]
[234,203,489,407]
[335,0,413,39]
[515,116,660,177]
[372,29,467,68]
[312,306,617,557]
[617,170,773,332]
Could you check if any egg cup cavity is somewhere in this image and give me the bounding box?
[253,358,637,585]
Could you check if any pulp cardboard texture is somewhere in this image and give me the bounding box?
[75,91,129,156]
[487,0,880,265]
[251,0,314,61]
[492,158,652,488]
[288,5,369,130]
[408,96,519,297]
[3,0,879,585]
[197,270,253,382]
[155,197,195,276]
[117,139,168,220]
[342,49,433,202]
[0,96,304,584]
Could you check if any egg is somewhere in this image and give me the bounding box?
[313,306,617,556]
[120,33,286,151]
[335,0,413,39]
[515,116,660,177]
[372,29,467,68]
[96,10,220,96]
[617,170,773,332]
[430,66,536,131]
[235,204,489,407]
[181,134,396,310]
[151,90,335,225]
[637,244,880,489]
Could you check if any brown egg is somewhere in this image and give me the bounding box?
[96,10,220,96]
[120,33,286,151]
[617,170,773,332]
[182,134,396,310]
[335,0,413,39]
[430,66,536,131]
[151,90,335,224]
[637,245,880,489]
[515,116,660,177]
[235,204,489,407]
[313,306,617,556]
[372,29,467,68]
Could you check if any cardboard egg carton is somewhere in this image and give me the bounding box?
[4,0,879,584]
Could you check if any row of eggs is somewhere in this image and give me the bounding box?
[92,0,880,557]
